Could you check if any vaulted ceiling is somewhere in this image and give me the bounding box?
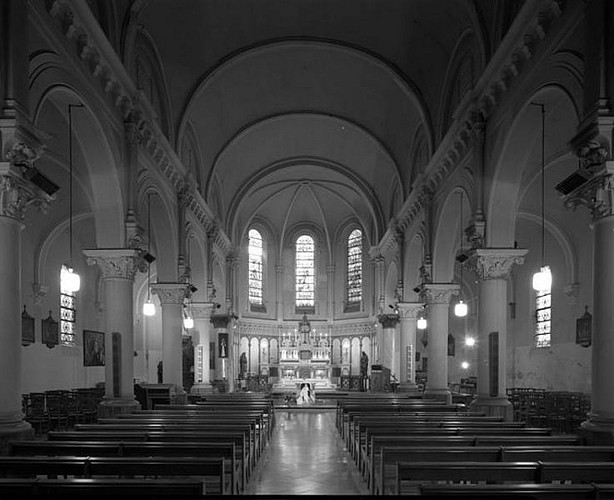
[136,0,484,246]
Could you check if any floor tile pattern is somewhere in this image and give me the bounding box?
[245,409,369,496]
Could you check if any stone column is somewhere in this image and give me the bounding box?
[423,284,458,403]
[397,302,423,391]
[373,255,385,314]
[327,265,335,318]
[211,314,232,392]
[275,265,284,321]
[377,313,400,376]
[563,150,614,441]
[468,249,527,420]
[151,283,188,394]
[84,249,143,416]
[0,158,52,449]
[190,301,215,396]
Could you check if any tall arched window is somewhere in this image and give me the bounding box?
[248,229,264,311]
[60,264,77,346]
[535,284,551,348]
[346,229,362,310]
[295,235,315,311]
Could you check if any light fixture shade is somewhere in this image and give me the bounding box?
[464,336,476,347]
[532,265,552,291]
[183,316,194,329]
[454,300,468,317]
[143,299,156,316]
[61,265,81,292]
[417,317,427,330]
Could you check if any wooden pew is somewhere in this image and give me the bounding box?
[395,461,540,495]
[0,477,206,498]
[78,421,258,471]
[9,441,237,494]
[418,483,598,499]
[365,435,584,494]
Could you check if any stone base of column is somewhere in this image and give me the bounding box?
[470,396,513,422]
[0,420,34,455]
[98,398,141,419]
[424,388,452,404]
[580,413,614,445]
[190,383,214,397]
[397,382,420,393]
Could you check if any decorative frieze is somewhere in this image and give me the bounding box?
[468,248,528,281]
[83,249,142,280]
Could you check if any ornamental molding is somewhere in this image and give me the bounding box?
[374,0,572,253]
[469,248,528,280]
[423,283,459,305]
[34,1,222,243]
[563,162,614,220]
[331,321,375,337]
[83,248,142,280]
[396,302,424,319]
[0,165,54,220]
[151,282,189,304]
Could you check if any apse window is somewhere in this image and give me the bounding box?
[295,234,315,313]
[60,264,77,346]
[346,228,362,311]
[535,286,551,348]
[248,229,265,312]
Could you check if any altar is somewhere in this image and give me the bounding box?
[273,314,337,393]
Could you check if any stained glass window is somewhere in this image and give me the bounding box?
[248,229,263,306]
[296,235,315,308]
[347,229,362,304]
[60,264,76,346]
[535,287,551,348]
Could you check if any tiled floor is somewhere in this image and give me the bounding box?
[245,409,369,496]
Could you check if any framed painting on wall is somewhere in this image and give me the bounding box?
[83,330,105,366]
[41,311,59,348]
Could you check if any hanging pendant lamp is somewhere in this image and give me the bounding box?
[454,191,468,317]
[143,192,156,316]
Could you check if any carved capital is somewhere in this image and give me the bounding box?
[190,302,216,320]
[83,248,141,280]
[211,314,232,329]
[396,302,424,320]
[151,282,188,305]
[469,248,528,280]
[378,313,400,329]
[423,283,459,305]
[563,162,614,220]
[0,164,54,220]
[5,141,39,167]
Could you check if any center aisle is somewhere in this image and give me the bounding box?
[245,409,369,496]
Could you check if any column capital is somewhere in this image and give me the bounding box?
[563,161,614,220]
[151,282,188,305]
[397,302,424,319]
[377,313,400,329]
[469,248,528,280]
[210,313,233,329]
[423,283,459,304]
[83,248,142,280]
[190,301,216,320]
[0,163,53,221]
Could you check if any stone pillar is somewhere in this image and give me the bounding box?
[377,313,400,377]
[397,302,423,391]
[373,255,385,314]
[190,302,214,396]
[275,265,284,321]
[84,249,142,416]
[0,158,52,449]
[151,283,188,395]
[327,265,335,318]
[211,314,232,392]
[563,148,614,441]
[423,284,458,403]
[468,249,527,420]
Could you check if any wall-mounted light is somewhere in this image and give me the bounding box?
[461,361,470,370]
[464,336,476,347]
